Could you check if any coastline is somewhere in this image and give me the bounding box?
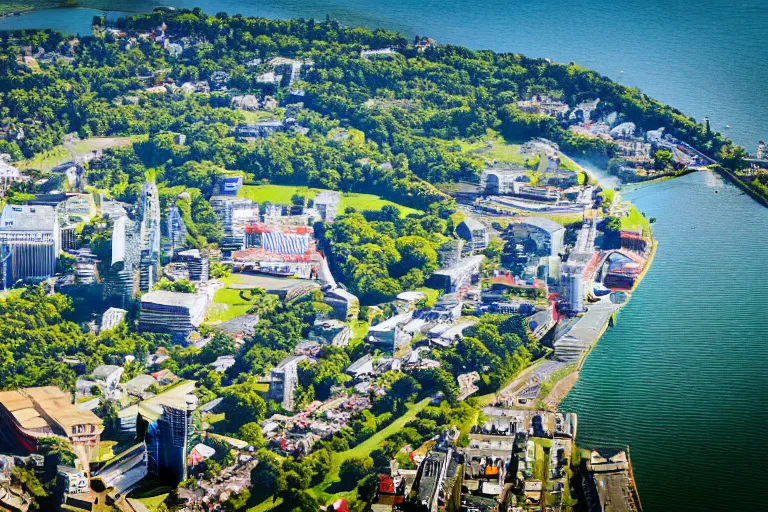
[547,232,658,409]
[714,166,768,207]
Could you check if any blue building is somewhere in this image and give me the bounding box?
[219,176,243,195]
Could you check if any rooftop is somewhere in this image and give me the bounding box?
[141,290,206,309]
[0,386,102,433]
[460,217,486,231]
[516,216,566,234]
[0,204,57,231]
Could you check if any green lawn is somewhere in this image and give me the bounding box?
[600,188,616,207]
[621,206,651,232]
[456,130,528,166]
[414,287,441,308]
[350,320,370,341]
[309,398,431,503]
[237,184,421,217]
[239,109,281,124]
[206,288,254,323]
[135,494,170,511]
[16,136,141,172]
[249,497,283,512]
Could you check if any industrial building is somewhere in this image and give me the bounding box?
[0,387,103,460]
[0,204,61,289]
[480,167,528,195]
[244,224,312,255]
[584,450,642,512]
[368,311,414,353]
[139,290,208,337]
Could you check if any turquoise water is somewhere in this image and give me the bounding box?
[562,171,768,511]
[2,2,768,510]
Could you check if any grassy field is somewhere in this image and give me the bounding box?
[128,479,174,511]
[134,494,170,511]
[239,109,281,124]
[350,320,370,341]
[206,288,255,324]
[621,206,651,232]
[237,184,421,217]
[308,398,431,503]
[414,286,441,308]
[456,130,528,166]
[16,136,141,171]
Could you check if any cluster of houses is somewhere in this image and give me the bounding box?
[516,95,713,181]
[366,408,578,512]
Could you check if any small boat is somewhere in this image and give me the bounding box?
[593,283,612,296]
[725,124,731,129]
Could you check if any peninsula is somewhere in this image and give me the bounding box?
[1,6,741,512]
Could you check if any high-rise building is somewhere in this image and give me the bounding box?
[209,196,257,251]
[138,182,161,292]
[0,204,60,289]
[167,204,188,254]
[140,393,198,485]
[563,262,585,313]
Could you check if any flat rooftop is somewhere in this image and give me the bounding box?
[0,204,57,231]
[141,290,206,309]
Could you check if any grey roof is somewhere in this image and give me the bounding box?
[199,397,223,413]
[178,249,201,258]
[125,374,157,391]
[215,314,260,334]
[141,290,205,309]
[314,191,340,202]
[0,204,57,231]
[517,216,566,234]
[346,354,373,373]
[92,365,122,378]
[275,354,308,370]
[460,217,486,231]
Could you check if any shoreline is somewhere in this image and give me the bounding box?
[546,235,658,408]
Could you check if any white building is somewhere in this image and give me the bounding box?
[0,204,60,289]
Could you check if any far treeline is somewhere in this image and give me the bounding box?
[0,8,745,212]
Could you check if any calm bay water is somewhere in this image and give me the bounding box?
[562,171,768,511]
[2,2,768,510]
